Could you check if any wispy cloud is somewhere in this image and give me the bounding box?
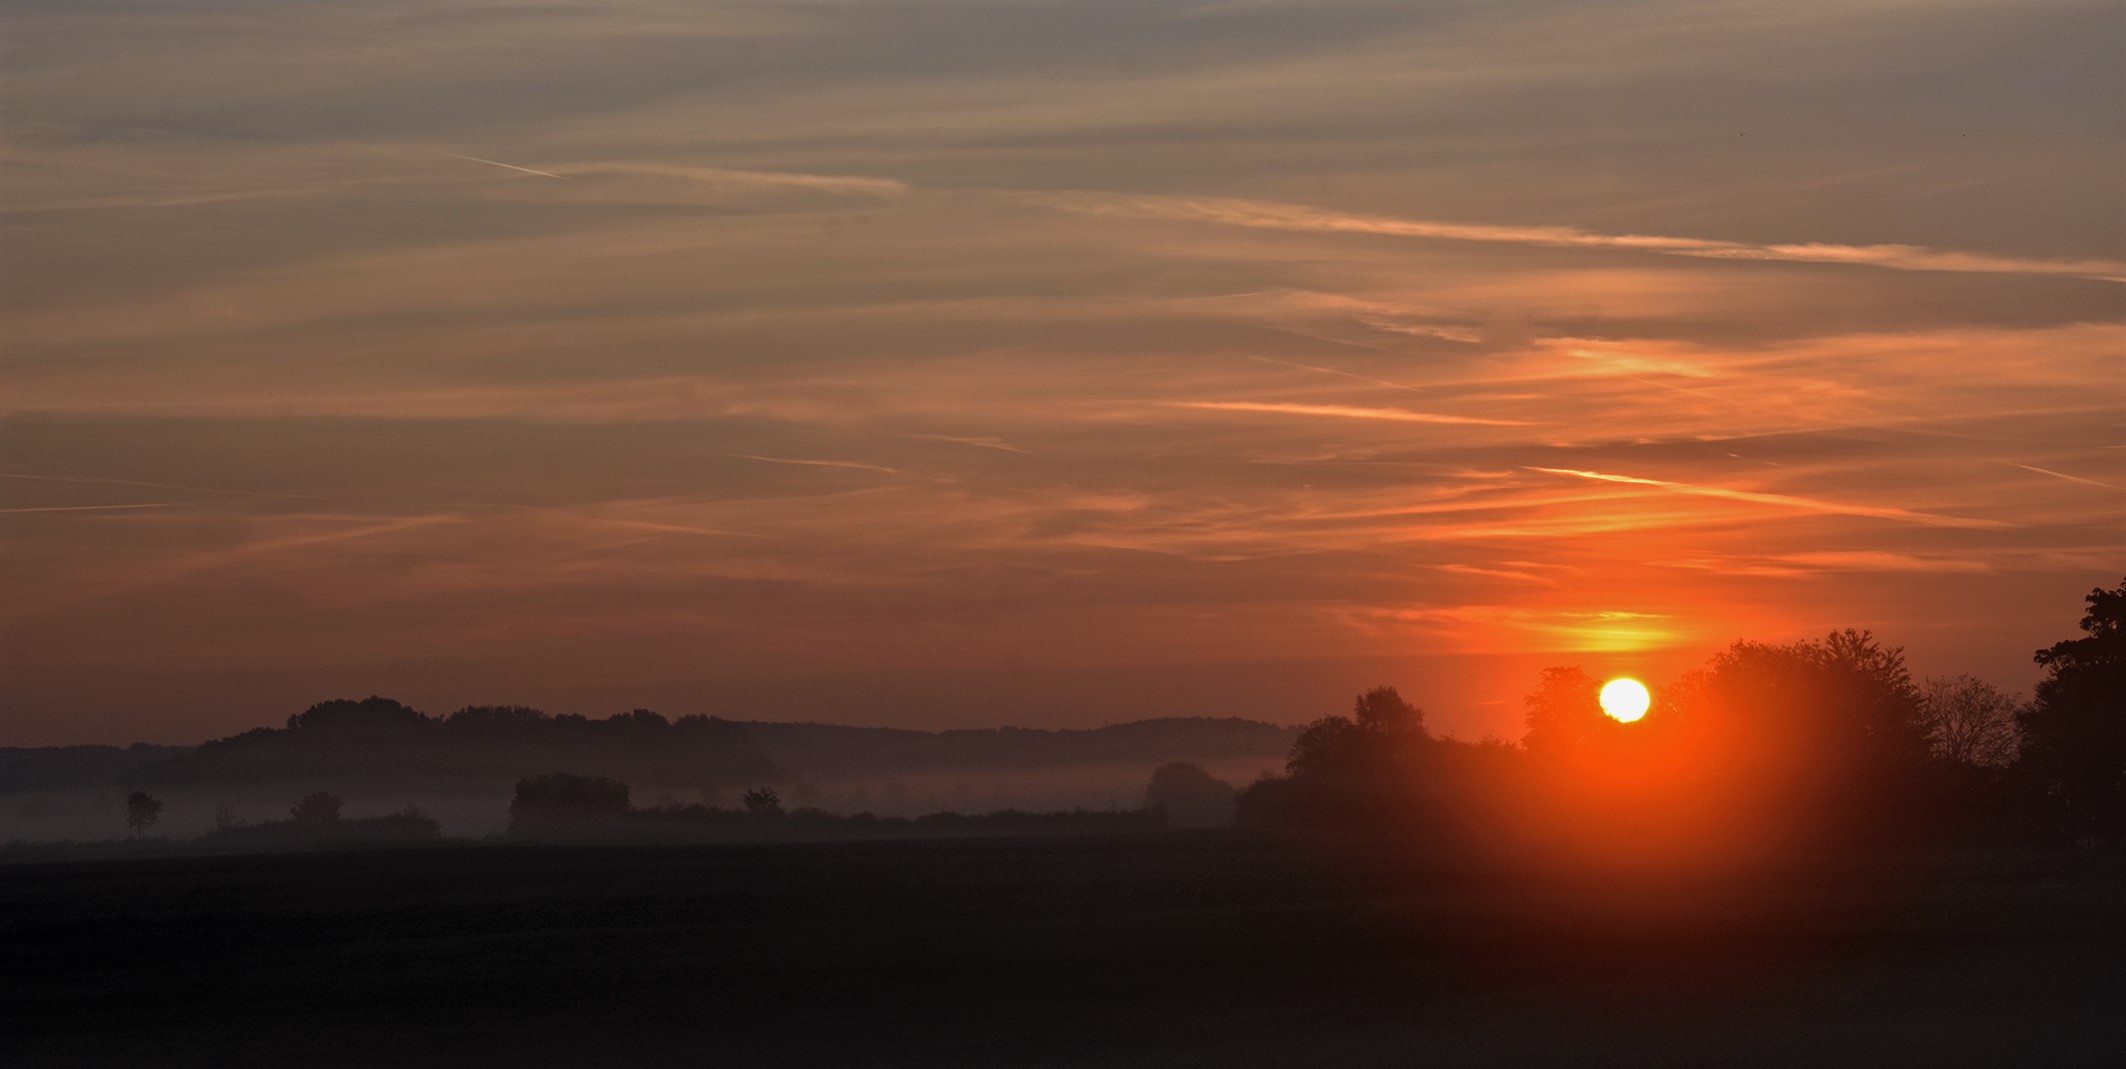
[903,434,1026,453]
[1438,563,1557,584]
[1526,467,2008,528]
[1043,193,2126,282]
[1173,401,1527,426]
[1772,551,1993,573]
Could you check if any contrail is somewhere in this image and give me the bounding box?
[2009,463,2124,492]
[435,151,570,180]
[0,472,325,500]
[732,454,903,475]
[1526,467,2007,528]
[1176,400,1525,427]
[1043,192,2126,282]
[1248,356,1429,395]
[902,434,1027,453]
[0,503,184,514]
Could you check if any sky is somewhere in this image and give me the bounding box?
[2,0,2120,745]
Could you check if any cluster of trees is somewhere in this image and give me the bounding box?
[506,772,1162,841]
[115,788,440,848]
[127,699,780,794]
[1235,578,2126,853]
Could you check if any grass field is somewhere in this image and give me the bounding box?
[6,834,2123,1067]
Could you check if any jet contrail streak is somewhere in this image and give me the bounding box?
[0,503,184,514]
[1527,467,2007,528]
[2010,463,2125,492]
[1177,400,1525,427]
[436,151,570,180]
[0,472,325,499]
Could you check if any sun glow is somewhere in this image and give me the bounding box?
[1599,677,1651,723]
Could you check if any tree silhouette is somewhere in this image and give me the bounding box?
[1670,629,1927,769]
[1238,686,1436,830]
[1918,675,2024,767]
[743,787,783,817]
[124,791,163,836]
[2019,576,2126,838]
[1352,686,1424,737]
[1287,686,1426,781]
[1519,666,1609,754]
[290,792,343,826]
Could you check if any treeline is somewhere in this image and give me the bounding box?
[504,773,1161,843]
[1,789,445,863]
[124,699,781,793]
[199,791,442,850]
[1232,577,2126,856]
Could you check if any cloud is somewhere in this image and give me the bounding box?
[1771,551,1993,573]
[1437,563,1557,584]
[1040,193,2126,282]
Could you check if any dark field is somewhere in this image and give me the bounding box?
[6,835,2124,1067]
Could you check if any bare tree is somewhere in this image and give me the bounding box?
[742,787,783,816]
[1918,674,2024,767]
[124,791,163,836]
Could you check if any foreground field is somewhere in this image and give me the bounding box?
[5,834,2123,1067]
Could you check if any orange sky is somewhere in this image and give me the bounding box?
[3,0,2120,744]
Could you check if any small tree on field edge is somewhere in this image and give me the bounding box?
[125,791,164,836]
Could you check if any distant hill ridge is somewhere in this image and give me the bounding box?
[0,745,189,795]
[1,705,1299,794]
[736,717,1301,777]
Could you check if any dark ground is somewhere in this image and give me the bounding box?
[5,834,2123,1067]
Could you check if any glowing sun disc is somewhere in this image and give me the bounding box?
[1600,678,1650,723]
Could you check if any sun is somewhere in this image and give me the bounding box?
[1599,677,1650,723]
